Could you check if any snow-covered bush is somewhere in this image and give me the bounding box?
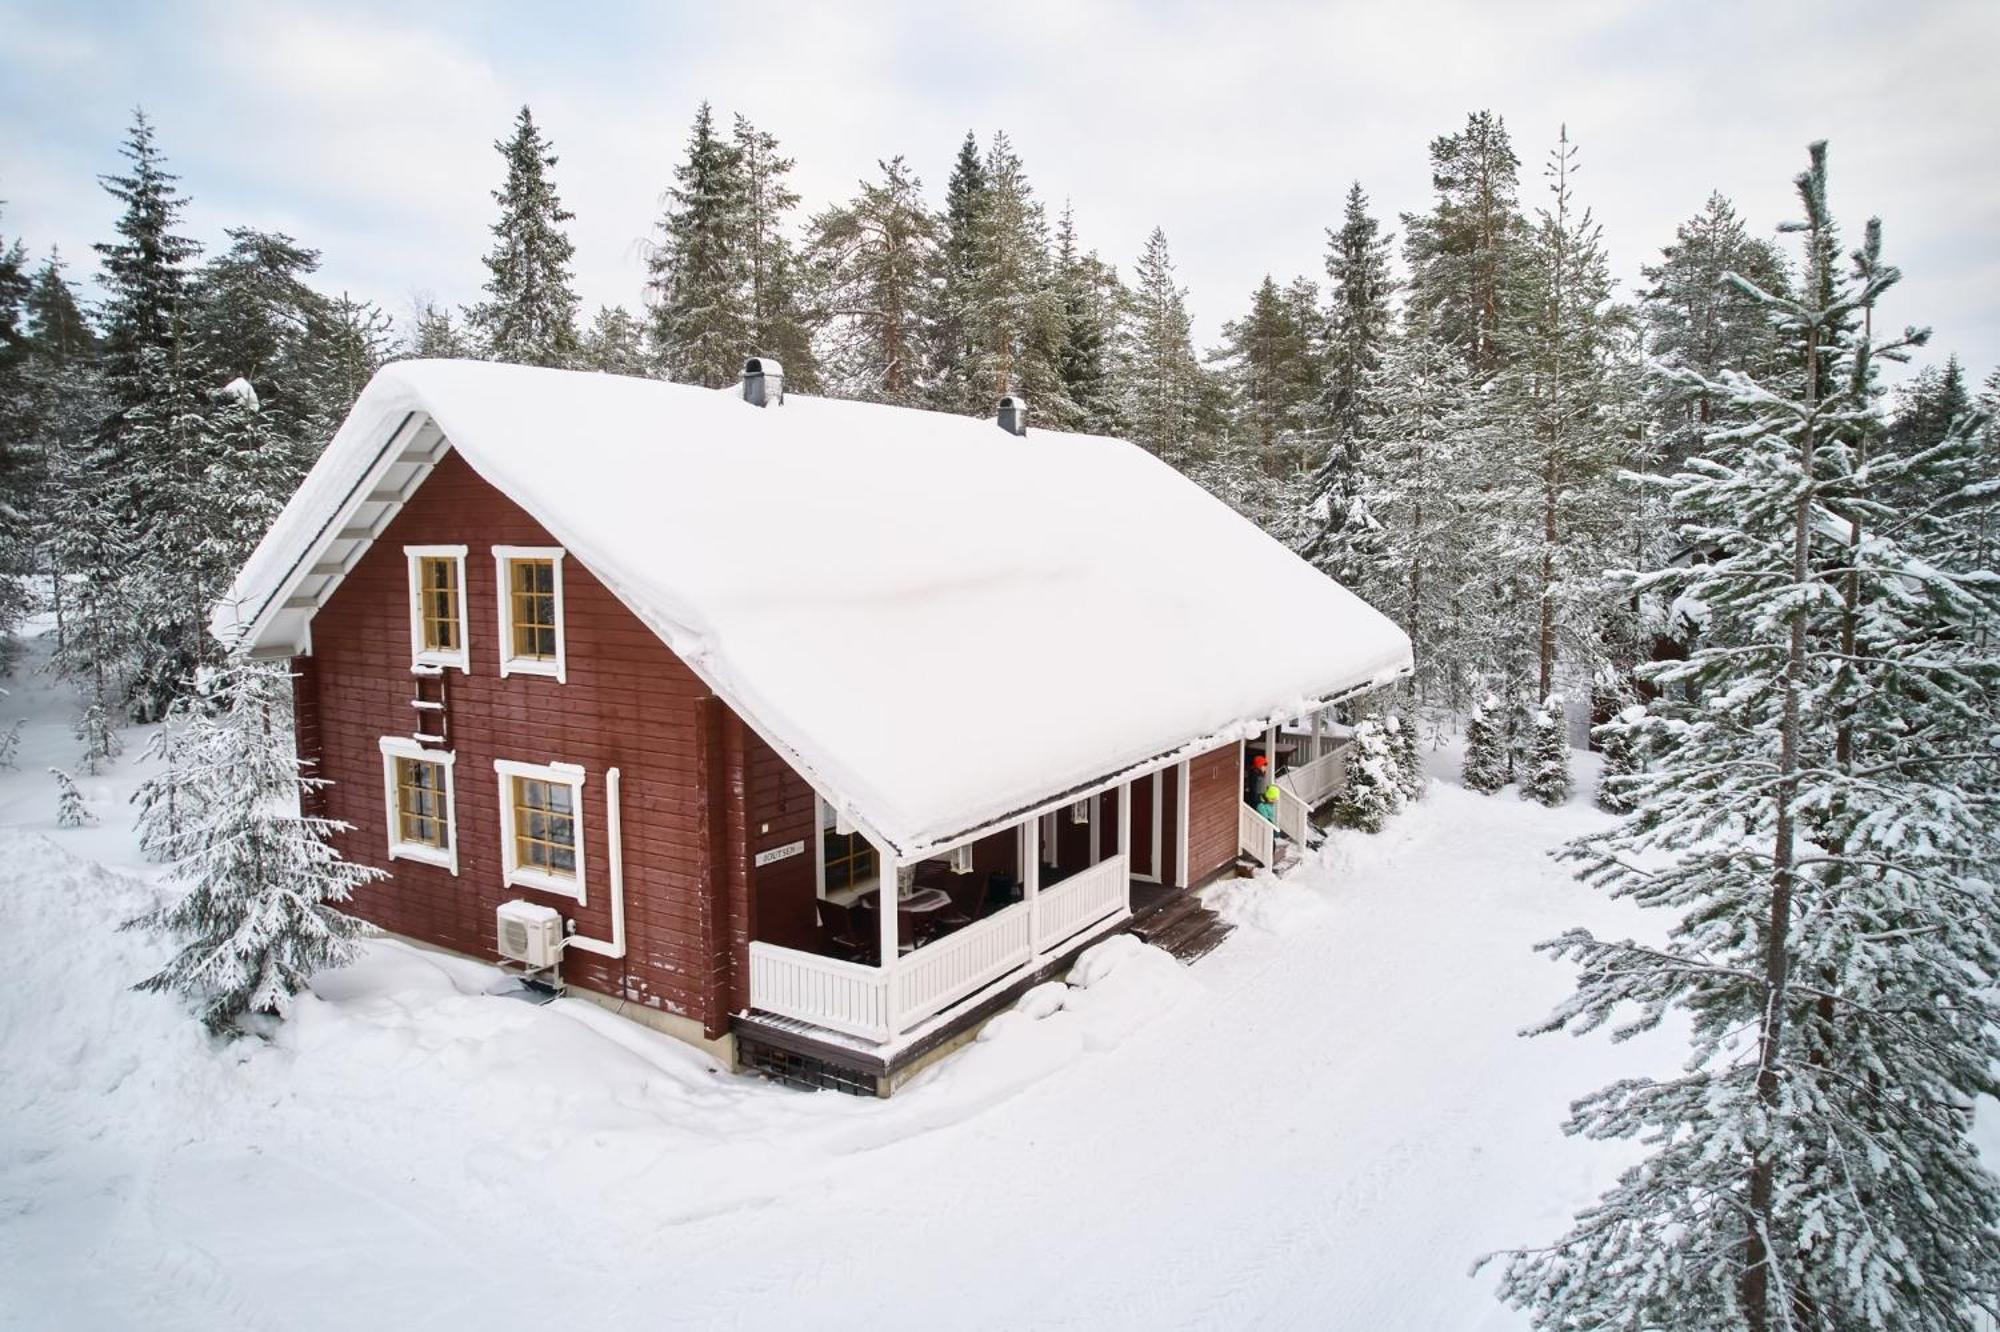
[51,767,92,827]
[1330,718,1401,832]
[1521,694,1571,807]
[127,658,383,1034]
[1593,705,1646,814]
[1386,713,1424,802]
[1461,695,1509,794]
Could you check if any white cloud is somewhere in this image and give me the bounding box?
[3,0,1995,376]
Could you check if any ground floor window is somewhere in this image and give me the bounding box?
[379,737,457,874]
[495,758,588,901]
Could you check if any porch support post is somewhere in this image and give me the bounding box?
[876,845,899,1037]
[1024,816,1042,959]
[1265,724,1279,777]
[1116,781,1132,912]
[1311,709,1324,762]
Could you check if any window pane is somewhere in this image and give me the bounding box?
[395,757,449,850]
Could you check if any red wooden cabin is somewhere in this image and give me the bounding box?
[216,358,1412,1094]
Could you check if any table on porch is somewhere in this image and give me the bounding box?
[854,885,954,949]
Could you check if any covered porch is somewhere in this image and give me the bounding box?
[1238,706,1358,869]
[744,784,1141,1048]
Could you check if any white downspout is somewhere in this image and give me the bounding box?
[563,766,626,959]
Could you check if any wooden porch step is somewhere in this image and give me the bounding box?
[1129,892,1234,965]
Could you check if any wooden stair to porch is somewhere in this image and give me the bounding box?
[1129,891,1233,964]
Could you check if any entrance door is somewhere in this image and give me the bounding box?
[1129,772,1159,881]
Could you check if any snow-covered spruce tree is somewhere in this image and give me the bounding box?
[1640,191,1791,474]
[1329,717,1401,832]
[189,227,324,453]
[1489,143,2000,1331]
[647,102,749,388]
[51,767,92,827]
[1519,693,1569,807]
[468,106,580,368]
[1489,127,1625,705]
[1347,330,1488,713]
[128,657,382,1034]
[1051,203,1125,435]
[403,296,470,359]
[1591,703,1644,814]
[577,304,649,376]
[1305,181,1395,587]
[732,114,817,391]
[962,134,1072,425]
[74,699,120,775]
[0,217,37,648]
[1215,273,1321,475]
[808,156,938,406]
[294,292,391,452]
[0,718,20,770]
[925,130,990,414]
[1401,109,1526,378]
[1460,694,1508,794]
[1120,227,1209,463]
[1386,711,1425,802]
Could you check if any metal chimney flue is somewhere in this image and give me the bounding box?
[996,394,1027,436]
[742,356,784,407]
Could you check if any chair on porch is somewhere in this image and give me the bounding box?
[851,897,899,958]
[941,872,987,929]
[818,900,875,965]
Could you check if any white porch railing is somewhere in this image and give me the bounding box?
[894,901,1032,1033]
[1038,854,1130,953]
[747,943,895,1042]
[1273,784,1312,844]
[1279,740,1352,809]
[748,853,1132,1044]
[1239,802,1277,868]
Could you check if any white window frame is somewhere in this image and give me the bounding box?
[814,792,879,898]
[379,737,458,875]
[493,545,567,682]
[494,757,588,903]
[405,544,470,673]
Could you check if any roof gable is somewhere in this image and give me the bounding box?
[220,361,1412,857]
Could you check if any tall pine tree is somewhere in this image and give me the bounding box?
[808,156,937,404]
[1491,141,2000,1332]
[1119,227,1205,461]
[647,102,749,388]
[1402,110,1524,377]
[468,106,581,368]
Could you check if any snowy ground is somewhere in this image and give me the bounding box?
[2,628,1993,1330]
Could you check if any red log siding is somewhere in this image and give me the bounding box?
[741,719,819,960]
[306,450,731,1031]
[1186,743,1242,885]
[291,654,327,820]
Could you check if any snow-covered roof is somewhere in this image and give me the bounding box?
[217,361,1411,858]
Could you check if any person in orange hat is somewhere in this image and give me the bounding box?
[1246,751,1268,803]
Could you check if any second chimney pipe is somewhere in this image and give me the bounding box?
[996,394,1027,436]
[742,356,784,407]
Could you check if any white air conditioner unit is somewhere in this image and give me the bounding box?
[496,899,564,969]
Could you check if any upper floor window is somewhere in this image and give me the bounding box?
[495,758,587,901]
[405,545,469,671]
[379,736,458,874]
[494,546,566,682]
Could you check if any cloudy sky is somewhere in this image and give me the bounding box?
[4,0,1997,381]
